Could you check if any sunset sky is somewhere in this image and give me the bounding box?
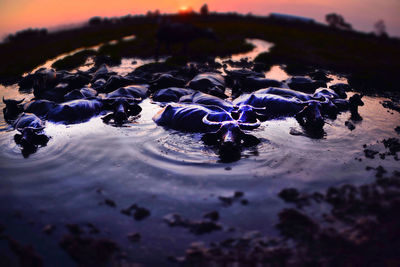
[1,0,399,38]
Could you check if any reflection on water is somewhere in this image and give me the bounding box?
[0,38,399,265]
[29,35,136,74]
[265,65,291,81]
[217,38,274,73]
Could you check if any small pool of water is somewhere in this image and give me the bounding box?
[0,39,399,266]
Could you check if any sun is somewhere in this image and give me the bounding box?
[178,6,193,15]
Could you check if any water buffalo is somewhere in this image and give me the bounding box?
[233,93,326,130]
[99,75,136,93]
[150,74,186,92]
[179,91,234,112]
[32,68,58,99]
[233,93,307,119]
[249,87,346,119]
[225,69,265,93]
[46,99,104,124]
[2,97,24,121]
[332,94,364,120]
[187,73,227,98]
[254,87,314,101]
[153,104,260,162]
[91,64,116,82]
[239,76,285,92]
[105,85,149,101]
[64,87,97,101]
[23,99,58,118]
[31,70,90,101]
[152,87,195,102]
[91,78,107,91]
[101,98,142,125]
[286,76,326,93]
[329,83,351,98]
[225,69,265,81]
[313,88,341,100]
[57,71,91,91]
[13,113,49,157]
[294,102,325,130]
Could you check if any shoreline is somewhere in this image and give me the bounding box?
[1,13,399,94]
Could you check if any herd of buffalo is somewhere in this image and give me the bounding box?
[3,61,364,161]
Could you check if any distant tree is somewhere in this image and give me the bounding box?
[146,10,153,17]
[200,4,209,16]
[326,13,352,30]
[89,16,102,26]
[5,28,48,42]
[374,20,388,37]
[146,9,160,18]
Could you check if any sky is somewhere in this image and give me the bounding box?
[1,0,399,38]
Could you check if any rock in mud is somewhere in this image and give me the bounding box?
[234,191,244,198]
[163,213,222,235]
[59,234,119,266]
[127,232,141,242]
[381,100,400,113]
[382,138,400,155]
[240,199,249,205]
[133,206,150,221]
[364,149,379,159]
[276,208,319,241]
[218,191,247,206]
[172,171,400,266]
[104,198,116,207]
[42,224,55,235]
[3,236,43,267]
[279,188,300,202]
[66,224,83,235]
[121,204,150,220]
[218,196,233,206]
[203,211,219,221]
[345,121,355,131]
[395,126,400,135]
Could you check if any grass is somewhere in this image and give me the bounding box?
[51,49,97,70]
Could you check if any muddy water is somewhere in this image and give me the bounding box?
[0,39,399,265]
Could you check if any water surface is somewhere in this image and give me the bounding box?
[0,39,399,265]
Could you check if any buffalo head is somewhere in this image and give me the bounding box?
[349,94,364,121]
[201,115,260,162]
[3,97,24,121]
[32,68,57,98]
[231,105,268,122]
[295,101,325,131]
[102,98,142,125]
[14,126,49,157]
[316,96,339,119]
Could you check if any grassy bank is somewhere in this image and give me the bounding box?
[1,13,399,92]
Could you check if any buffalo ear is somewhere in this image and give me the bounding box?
[102,99,115,109]
[14,134,22,144]
[128,104,142,116]
[33,133,50,146]
[241,133,260,147]
[201,132,220,145]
